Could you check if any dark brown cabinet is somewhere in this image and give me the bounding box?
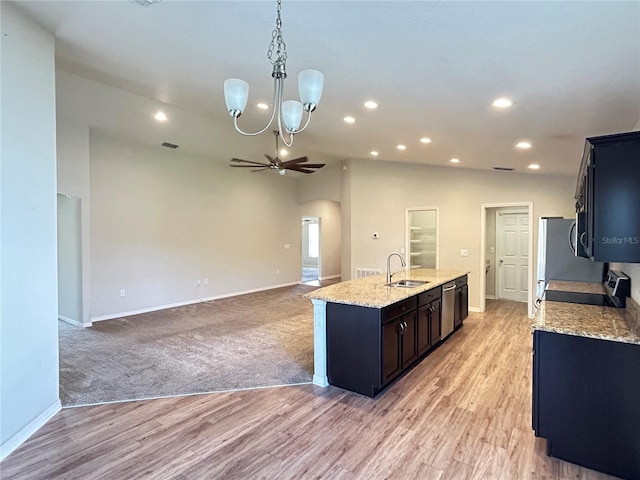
[326,283,451,397]
[532,330,640,479]
[417,288,441,356]
[574,131,640,262]
[454,275,468,329]
[382,311,418,384]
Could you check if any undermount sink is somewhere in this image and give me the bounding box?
[385,279,429,288]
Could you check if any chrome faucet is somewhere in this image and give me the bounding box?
[386,252,407,283]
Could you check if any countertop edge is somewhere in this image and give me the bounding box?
[304,269,469,309]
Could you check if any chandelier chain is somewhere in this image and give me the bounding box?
[267,0,287,66]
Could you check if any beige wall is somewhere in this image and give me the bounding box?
[89,131,302,319]
[345,159,576,310]
[56,120,91,325]
[1,2,60,456]
[300,200,342,279]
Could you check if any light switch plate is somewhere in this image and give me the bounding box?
[284,244,291,250]
[460,249,469,257]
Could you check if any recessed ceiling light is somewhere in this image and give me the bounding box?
[450,158,460,163]
[154,111,168,122]
[364,100,379,109]
[528,163,540,170]
[420,137,432,144]
[257,103,269,110]
[370,151,379,156]
[396,144,407,151]
[344,116,356,124]
[279,148,288,157]
[516,141,532,149]
[492,98,514,108]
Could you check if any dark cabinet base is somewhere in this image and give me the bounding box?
[532,330,640,479]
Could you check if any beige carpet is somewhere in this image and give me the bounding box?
[59,284,323,406]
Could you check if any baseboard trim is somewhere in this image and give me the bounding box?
[319,274,341,280]
[58,315,88,327]
[91,281,301,322]
[469,306,481,313]
[0,399,61,462]
[485,295,496,300]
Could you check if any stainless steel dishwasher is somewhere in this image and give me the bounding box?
[441,280,457,338]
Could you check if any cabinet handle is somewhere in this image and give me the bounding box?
[399,323,404,334]
[403,321,408,329]
[443,285,456,292]
[580,231,587,248]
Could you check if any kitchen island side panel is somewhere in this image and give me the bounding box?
[326,302,381,397]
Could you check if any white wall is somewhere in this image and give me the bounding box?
[0,2,60,459]
[300,200,342,278]
[57,194,83,324]
[345,159,576,310]
[89,131,302,319]
[56,119,91,325]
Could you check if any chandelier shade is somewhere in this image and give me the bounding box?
[282,100,303,132]
[298,69,324,111]
[222,0,323,147]
[223,79,249,117]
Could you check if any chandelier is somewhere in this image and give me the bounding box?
[223,0,324,147]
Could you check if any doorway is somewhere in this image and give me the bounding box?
[480,202,534,318]
[302,216,320,283]
[496,208,529,302]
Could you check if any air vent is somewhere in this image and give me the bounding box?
[493,167,514,171]
[161,142,179,149]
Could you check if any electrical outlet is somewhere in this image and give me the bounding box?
[120,289,125,297]
[400,247,405,254]
[204,278,209,285]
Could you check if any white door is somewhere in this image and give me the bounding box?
[497,210,529,302]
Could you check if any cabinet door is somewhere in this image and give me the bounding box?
[454,287,462,328]
[382,320,402,384]
[460,284,468,322]
[417,306,430,356]
[401,311,418,367]
[585,155,594,258]
[430,299,441,344]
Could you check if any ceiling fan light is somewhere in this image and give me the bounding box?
[298,69,324,112]
[224,78,249,117]
[282,100,303,132]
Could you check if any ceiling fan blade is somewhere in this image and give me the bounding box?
[231,158,271,166]
[264,154,276,163]
[230,165,265,168]
[281,156,308,166]
[285,166,316,174]
[251,167,270,172]
[297,163,325,168]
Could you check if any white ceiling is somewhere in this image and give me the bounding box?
[14,0,640,176]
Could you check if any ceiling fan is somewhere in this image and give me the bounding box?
[229,131,325,175]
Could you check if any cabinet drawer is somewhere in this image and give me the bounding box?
[382,297,417,323]
[456,275,468,287]
[418,287,441,306]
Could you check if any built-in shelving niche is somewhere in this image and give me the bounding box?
[406,207,438,269]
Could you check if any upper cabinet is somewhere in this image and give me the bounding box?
[574,131,640,263]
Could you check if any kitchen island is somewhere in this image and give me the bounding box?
[306,268,468,397]
[532,297,640,479]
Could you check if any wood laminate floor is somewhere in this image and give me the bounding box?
[1,300,618,480]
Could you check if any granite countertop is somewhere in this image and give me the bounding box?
[304,268,468,308]
[546,280,607,295]
[533,298,640,345]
